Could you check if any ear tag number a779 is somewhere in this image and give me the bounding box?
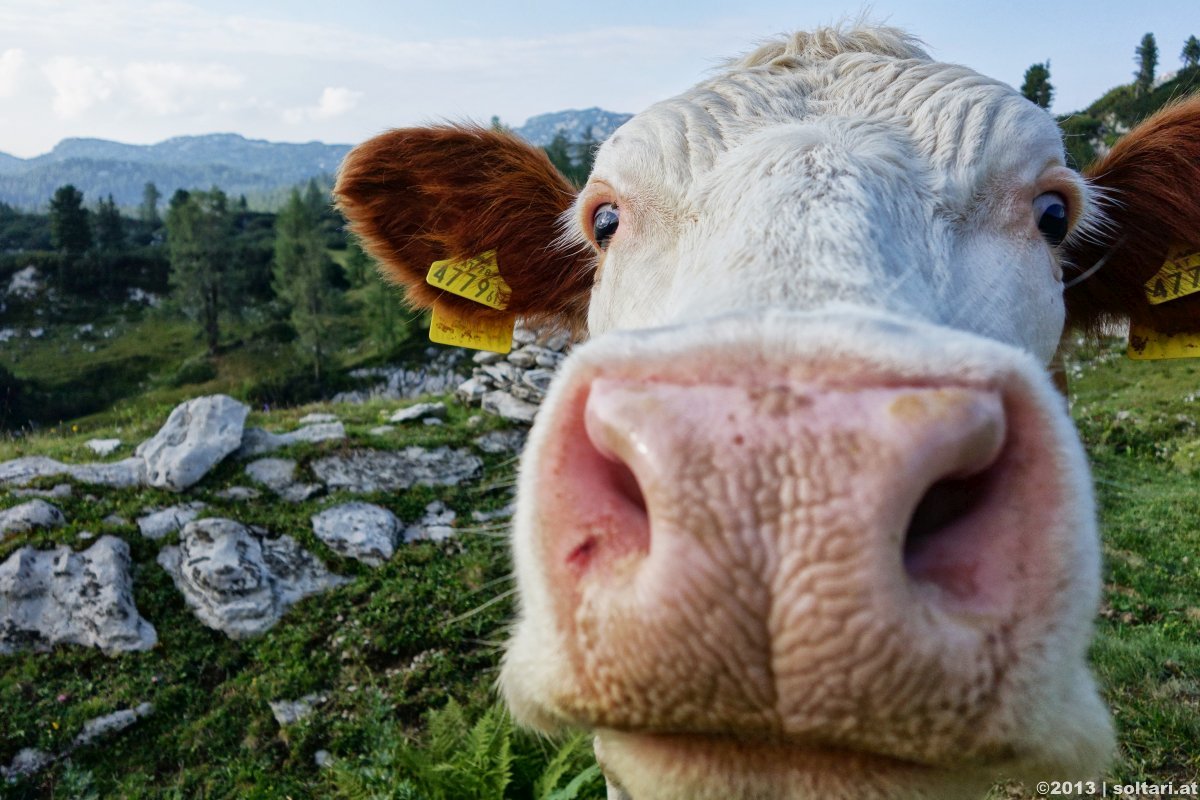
[426,250,511,310]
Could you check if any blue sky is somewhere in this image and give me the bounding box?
[0,0,1196,157]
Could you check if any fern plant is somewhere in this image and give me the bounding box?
[326,697,603,800]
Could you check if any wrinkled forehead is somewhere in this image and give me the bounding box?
[591,50,1067,205]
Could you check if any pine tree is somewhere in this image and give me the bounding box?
[166,189,234,355]
[1183,35,1200,70]
[1020,62,1054,109]
[49,185,92,257]
[575,129,598,181]
[544,131,573,180]
[95,194,124,251]
[140,182,161,225]
[1135,33,1158,95]
[273,189,340,382]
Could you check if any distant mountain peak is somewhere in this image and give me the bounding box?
[514,107,632,147]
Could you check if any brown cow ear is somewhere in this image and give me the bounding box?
[1064,97,1200,337]
[334,125,594,333]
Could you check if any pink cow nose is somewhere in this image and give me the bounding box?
[527,369,1069,753]
[568,379,1009,610]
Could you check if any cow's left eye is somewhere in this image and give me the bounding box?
[593,203,620,250]
[1033,192,1069,246]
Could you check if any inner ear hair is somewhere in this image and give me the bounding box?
[334,125,594,333]
[1063,96,1200,337]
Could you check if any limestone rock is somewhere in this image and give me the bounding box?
[369,425,394,436]
[473,429,527,454]
[482,390,538,424]
[389,402,446,423]
[403,501,457,543]
[311,448,481,494]
[0,536,158,655]
[269,693,325,726]
[136,395,248,491]
[73,703,154,748]
[12,483,72,500]
[0,500,66,536]
[86,438,122,457]
[311,502,400,566]
[0,455,145,488]
[245,458,297,492]
[1,748,53,781]
[237,421,345,458]
[137,502,205,540]
[215,486,261,501]
[298,412,339,425]
[157,518,348,639]
[471,503,515,523]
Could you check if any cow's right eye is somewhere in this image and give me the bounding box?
[593,204,620,249]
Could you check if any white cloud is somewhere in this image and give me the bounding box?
[123,62,244,115]
[43,57,118,118]
[0,49,27,97]
[283,86,364,124]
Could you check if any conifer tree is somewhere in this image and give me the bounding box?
[1135,33,1158,95]
[273,189,339,382]
[1183,35,1200,70]
[166,188,234,354]
[1021,62,1054,109]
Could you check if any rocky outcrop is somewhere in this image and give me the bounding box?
[137,395,248,491]
[86,438,122,457]
[136,502,206,540]
[0,536,158,655]
[0,455,145,488]
[0,395,248,491]
[389,402,446,423]
[402,501,458,543]
[157,518,348,640]
[311,502,400,566]
[332,350,467,404]
[311,448,481,493]
[0,500,66,536]
[244,458,322,503]
[237,421,346,458]
[453,324,570,424]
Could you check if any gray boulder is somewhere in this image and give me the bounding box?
[389,402,446,423]
[86,438,122,457]
[237,421,345,458]
[137,395,248,491]
[0,500,66,536]
[73,703,154,748]
[0,455,145,488]
[245,458,298,492]
[311,448,482,494]
[269,693,325,726]
[157,518,348,639]
[482,390,539,424]
[12,483,72,500]
[298,412,339,425]
[0,536,158,655]
[473,429,527,454]
[136,502,206,540]
[311,502,400,566]
[1,748,53,781]
[403,501,458,543]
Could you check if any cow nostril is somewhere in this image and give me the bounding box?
[604,453,649,519]
[902,469,994,595]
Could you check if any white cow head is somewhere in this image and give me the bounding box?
[337,24,1200,800]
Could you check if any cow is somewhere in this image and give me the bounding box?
[334,24,1200,800]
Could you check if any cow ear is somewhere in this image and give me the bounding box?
[334,125,593,333]
[1063,97,1200,337]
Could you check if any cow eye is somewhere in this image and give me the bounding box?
[593,203,620,249]
[1033,192,1069,246]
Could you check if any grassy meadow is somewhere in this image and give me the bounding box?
[0,329,1196,799]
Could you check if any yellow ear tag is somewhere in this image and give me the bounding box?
[426,250,511,310]
[428,301,514,354]
[1127,322,1200,360]
[1143,246,1200,305]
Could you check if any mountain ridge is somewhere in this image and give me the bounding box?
[0,111,630,211]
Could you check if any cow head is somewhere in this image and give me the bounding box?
[336,25,1200,800]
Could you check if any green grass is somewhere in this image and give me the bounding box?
[1,334,1199,798]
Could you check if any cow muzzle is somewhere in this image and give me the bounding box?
[501,310,1112,798]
